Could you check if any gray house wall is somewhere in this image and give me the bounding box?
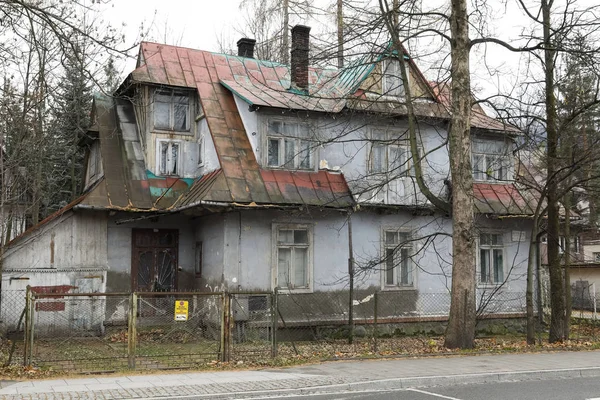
[188,208,530,316]
[106,213,197,292]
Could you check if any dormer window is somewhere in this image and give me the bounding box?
[368,128,412,177]
[266,120,314,170]
[473,140,512,182]
[153,89,190,132]
[382,59,405,97]
[157,140,181,176]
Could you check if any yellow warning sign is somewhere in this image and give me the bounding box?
[174,300,189,321]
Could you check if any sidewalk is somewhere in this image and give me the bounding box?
[2,350,600,399]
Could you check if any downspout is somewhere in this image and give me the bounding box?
[238,211,242,291]
[347,210,354,344]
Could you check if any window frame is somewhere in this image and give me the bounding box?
[594,252,600,263]
[272,223,313,292]
[368,128,413,178]
[264,118,316,171]
[472,139,512,182]
[87,141,102,182]
[477,232,505,287]
[558,235,580,255]
[380,227,416,290]
[381,58,406,98]
[152,88,192,133]
[156,139,183,177]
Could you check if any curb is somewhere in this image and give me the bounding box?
[134,366,600,399]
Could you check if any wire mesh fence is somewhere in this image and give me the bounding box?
[229,293,275,362]
[135,292,223,369]
[27,293,130,372]
[0,289,27,367]
[7,286,599,372]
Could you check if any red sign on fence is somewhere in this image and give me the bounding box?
[31,285,77,312]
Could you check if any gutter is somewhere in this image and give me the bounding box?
[174,199,352,213]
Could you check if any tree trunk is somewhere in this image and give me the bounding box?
[444,0,476,349]
[542,0,566,343]
[526,217,539,345]
[281,0,289,64]
[563,197,572,339]
[337,0,344,68]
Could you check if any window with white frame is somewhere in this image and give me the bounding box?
[472,140,511,181]
[558,235,580,254]
[479,233,504,285]
[274,225,311,290]
[594,252,600,262]
[153,89,191,132]
[382,59,406,97]
[382,229,414,288]
[157,140,181,176]
[266,120,314,169]
[369,129,412,176]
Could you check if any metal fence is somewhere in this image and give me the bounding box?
[0,287,541,372]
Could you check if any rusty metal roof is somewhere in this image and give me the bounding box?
[132,42,515,134]
[473,183,534,215]
[174,168,354,209]
[79,94,194,211]
[430,82,522,133]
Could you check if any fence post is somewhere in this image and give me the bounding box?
[128,292,137,369]
[23,286,33,367]
[271,289,278,358]
[373,291,378,354]
[220,292,231,362]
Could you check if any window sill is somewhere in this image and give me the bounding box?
[274,287,313,294]
[266,166,316,172]
[477,283,503,290]
[153,128,193,135]
[473,179,514,184]
[381,285,416,291]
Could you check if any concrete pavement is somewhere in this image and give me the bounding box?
[2,350,600,399]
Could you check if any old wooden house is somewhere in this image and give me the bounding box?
[1,26,534,330]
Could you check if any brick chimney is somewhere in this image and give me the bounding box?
[291,25,311,91]
[237,38,256,58]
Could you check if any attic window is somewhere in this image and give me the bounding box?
[369,128,412,177]
[382,59,406,97]
[473,140,511,181]
[266,120,314,170]
[154,89,190,132]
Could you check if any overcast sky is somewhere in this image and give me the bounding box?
[94,0,595,104]
[98,0,526,92]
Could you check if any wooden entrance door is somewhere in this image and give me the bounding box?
[132,229,179,292]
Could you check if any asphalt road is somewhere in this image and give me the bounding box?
[223,376,600,400]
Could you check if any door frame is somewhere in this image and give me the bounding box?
[131,228,179,292]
